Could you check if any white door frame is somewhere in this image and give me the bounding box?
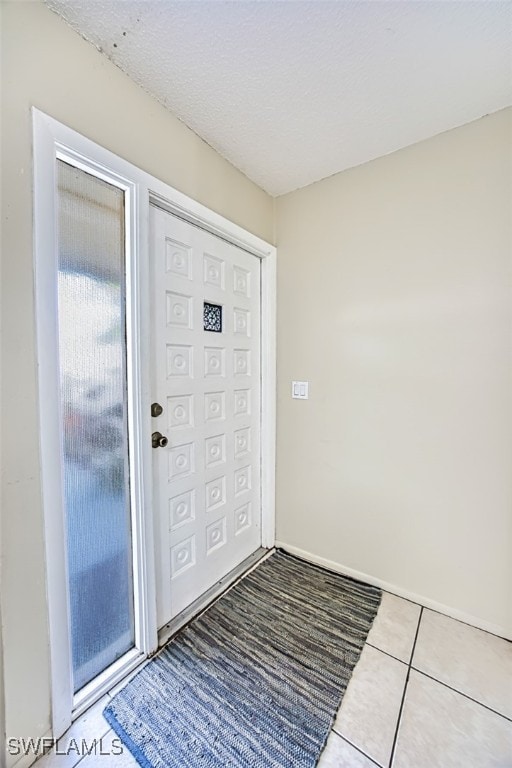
[33,109,276,739]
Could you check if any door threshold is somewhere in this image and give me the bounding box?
[158,546,274,648]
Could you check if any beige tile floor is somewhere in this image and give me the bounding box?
[321,596,512,768]
[36,592,512,768]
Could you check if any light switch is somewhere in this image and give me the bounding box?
[292,381,309,399]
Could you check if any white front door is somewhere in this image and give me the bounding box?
[150,205,262,627]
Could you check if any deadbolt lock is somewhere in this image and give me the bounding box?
[151,402,163,417]
[152,431,168,449]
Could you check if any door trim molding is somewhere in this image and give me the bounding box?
[32,109,276,738]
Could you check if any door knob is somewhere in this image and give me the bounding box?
[151,402,163,417]
[152,431,168,449]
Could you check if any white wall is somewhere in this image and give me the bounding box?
[276,108,512,639]
[0,2,273,763]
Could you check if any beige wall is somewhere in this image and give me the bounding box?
[2,0,511,761]
[276,107,512,639]
[0,1,273,761]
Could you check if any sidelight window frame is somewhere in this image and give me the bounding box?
[33,110,157,736]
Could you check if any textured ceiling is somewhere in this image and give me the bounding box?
[45,0,512,196]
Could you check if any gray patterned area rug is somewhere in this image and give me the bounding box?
[104,550,381,768]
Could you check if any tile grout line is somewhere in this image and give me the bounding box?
[368,604,512,727]
[379,589,425,610]
[331,728,383,767]
[365,642,409,666]
[415,605,512,644]
[409,667,512,724]
[387,606,424,768]
[72,726,112,767]
[56,728,112,768]
[379,590,511,645]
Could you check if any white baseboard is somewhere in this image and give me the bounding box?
[275,540,510,641]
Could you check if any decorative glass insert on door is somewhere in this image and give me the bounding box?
[57,160,135,693]
[203,301,223,332]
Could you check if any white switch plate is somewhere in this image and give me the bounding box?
[292,381,309,399]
